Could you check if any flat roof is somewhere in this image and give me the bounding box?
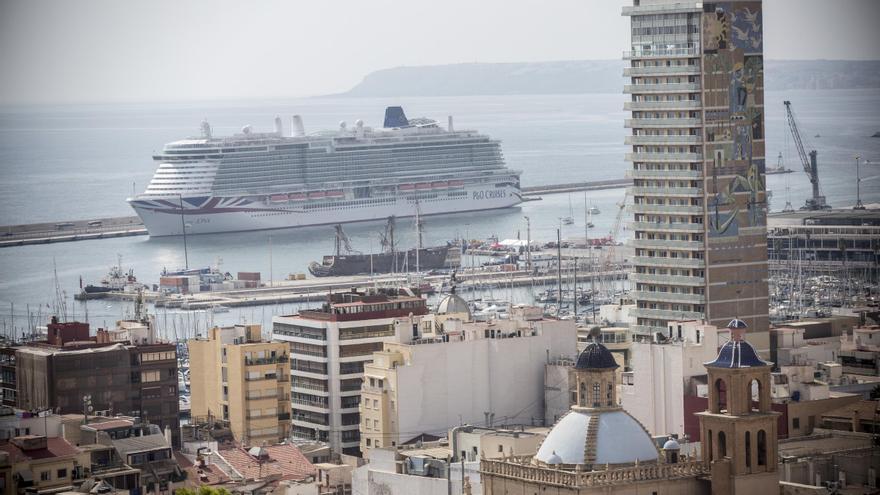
[778,431,872,458]
[768,208,880,227]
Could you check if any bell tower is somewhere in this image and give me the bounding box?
[573,331,619,411]
[697,319,779,495]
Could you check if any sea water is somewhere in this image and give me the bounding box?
[0,89,878,332]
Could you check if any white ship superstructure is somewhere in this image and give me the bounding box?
[128,107,522,236]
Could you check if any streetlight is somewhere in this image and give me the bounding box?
[82,394,93,425]
[855,155,865,210]
[523,216,532,272]
[178,194,191,269]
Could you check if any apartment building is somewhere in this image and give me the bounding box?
[624,0,769,337]
[359,303,576,454]
[272,288,428,455]
[11,318,180,446]
[188,324,291,446]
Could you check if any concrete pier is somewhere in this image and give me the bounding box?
[97,264,631,310]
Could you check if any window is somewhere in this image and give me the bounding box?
[141,370,161,383]
[40,471,50,481]
[745,431,751,468]
[757,430,767,466]
[592,383,601,407]
[366,438,371,446]
[57,469,67,479]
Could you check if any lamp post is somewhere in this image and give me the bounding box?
[855,155,865,210]
[178,195,190,269]
[523,216,532,272]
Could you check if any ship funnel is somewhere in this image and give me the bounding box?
[448,115,454,133]
[292,115,305,137]
[274,115,283,135]
[200,119,212,139]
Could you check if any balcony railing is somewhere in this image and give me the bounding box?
[292,381,329,393]
[624,100,701,111]
[278,412,291,421]
[292,398,328,409]
[245,412,278,419]
[628,203,703,215]
[245,375,278,382]
[631,256,706,268]
[625,118,701,128]
[624,65,701,77]
[246,392,278,401]
[623,46,698,59]
[625,135,701,145]
[624,83,701,94]
[629,238,704,250]
[245,355,288,366]
[630,272,705,286]
[629,307,704,321]
[624,153,703,164]
[630,290,706,304]
[622,3,703,15]
[630,186,702,196]
[627,167,703,177]
[629,221,704,232]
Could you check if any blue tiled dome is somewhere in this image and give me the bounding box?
[705,339,770,368]
[727,318,748,329]
[575,342,619,370]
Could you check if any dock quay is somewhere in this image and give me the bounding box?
[96,264,631,310]
[0,179,630,248]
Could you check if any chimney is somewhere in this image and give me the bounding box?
[274,115,283,135]
[448,115,454,132]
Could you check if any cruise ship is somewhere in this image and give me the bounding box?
[128,107,522,236]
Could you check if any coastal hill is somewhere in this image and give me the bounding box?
[338,59,880,97]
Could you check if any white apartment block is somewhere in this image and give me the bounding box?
[272,288,428,455]
[360,300,576,453]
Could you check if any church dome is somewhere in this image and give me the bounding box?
[662,437,681,450]
[534,409,659,467]
[435,293,471,318]
[574,342,619,370]
[705,318,771,368]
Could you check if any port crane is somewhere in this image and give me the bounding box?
[784,100,829,210]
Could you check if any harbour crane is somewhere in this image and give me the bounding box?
[784,100,829,210]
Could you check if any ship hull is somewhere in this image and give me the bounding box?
[309,246,454,277]
[129,184,521,236]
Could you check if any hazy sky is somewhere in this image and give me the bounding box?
[1,0,878,105]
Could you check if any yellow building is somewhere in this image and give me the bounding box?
[188,324,291,446]
[0,435,91,495]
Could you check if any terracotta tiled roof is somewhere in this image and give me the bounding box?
[174,451,230,487]
[0,437,80,462]
[217,444,315,482]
